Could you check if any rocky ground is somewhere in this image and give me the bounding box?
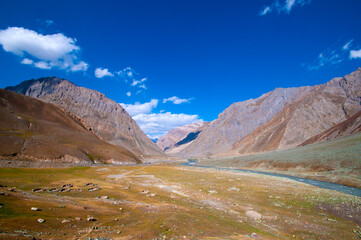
[0,164,360,239]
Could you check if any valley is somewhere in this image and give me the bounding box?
[1,164,360,240]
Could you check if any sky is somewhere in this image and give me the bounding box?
[0,0,361,139]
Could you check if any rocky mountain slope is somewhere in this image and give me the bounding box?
[300,110,361,147]
[156,121,206,151]
[6,77,163,157]
[176,67,361,157]
[0,89,139,164]
[164,122,211,155]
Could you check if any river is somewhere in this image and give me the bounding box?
[181,162,361,198]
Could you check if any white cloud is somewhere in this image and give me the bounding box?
[34,61,51,69]
[133,112,202,139]
[163,96,193,104]
[126,91,131,97]
[95,67,114,78]
[21,58,33,65]
[71,61,88,72]
[131,77,147,87]
[350,49,361,59]
[120,99,201,138]
[259,0,311,15]
[120,99,158,116]
[304,40,356,70]
[0,27,88,72]
[259,6,272,15]
[45,20,54,26]
[343,40,353,50]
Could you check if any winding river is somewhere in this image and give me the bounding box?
[181,162,361,198]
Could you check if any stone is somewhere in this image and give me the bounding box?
[87,216,97,222]
[37,219,45,223]
[87,187,101,192]
[100,195,109,199]
[62,219,70,223]
[140,190,149,194]
[32,188,46,193]
[31,207,40,211]
[246,211,262,220]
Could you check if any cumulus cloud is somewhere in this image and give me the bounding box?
[133,112,202,139]
[21,58,33,65]
[163,96,193,104]
[0,27,88,72]
[34,61,51,69]
[259,0,311,15]
[131,77,147,86]
[120,99,201,138]
[95,67,114,78]
[120,99,158,116]
[350,49,361,59]
[126,91,131,97]
[304,40,357,70]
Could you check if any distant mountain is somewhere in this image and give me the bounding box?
[300,110,361,147]
[176,67,361,157]
[6,77,163,157]
[0,89,139,164]
[156,122,207,151]
[164,122,211,155]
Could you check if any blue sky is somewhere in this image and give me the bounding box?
[0,0,361,138]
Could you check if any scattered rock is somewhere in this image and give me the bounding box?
[87,216,97,222]
[62,219,71,223]
[120,185,130,189]
[100,195,109,199]
[228,187,240,192]
[38,219,45,223]
[251,232,259,239]
[8,187,15,192]
[246,211,262,220]
[140,190,149,194]
[48,188,60,193]
[31,207,40,211]
[119,208,123,211]
[87,187,101,192]
[62,184,73,188]
[32,188,47,193]
[85,183,97,187]
[75,217,81,221]
[146,193,157,197]
[208,189,218,194]
[60,188,71,192]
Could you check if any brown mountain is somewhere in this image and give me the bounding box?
[176,67,361,157]
[156,121,207,151]
[0,89,140,164]
[163,122,211,155]
[300,110,361,147]
[6,77,163,157]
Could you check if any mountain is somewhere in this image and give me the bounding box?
[6,77,163,157]
[176,67,361,157]
[300,110,361,147]
[0,89,139,164]
[164,122,211,155]
[156,122,206,151]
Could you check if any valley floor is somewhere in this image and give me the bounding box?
[0,164,360,240]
